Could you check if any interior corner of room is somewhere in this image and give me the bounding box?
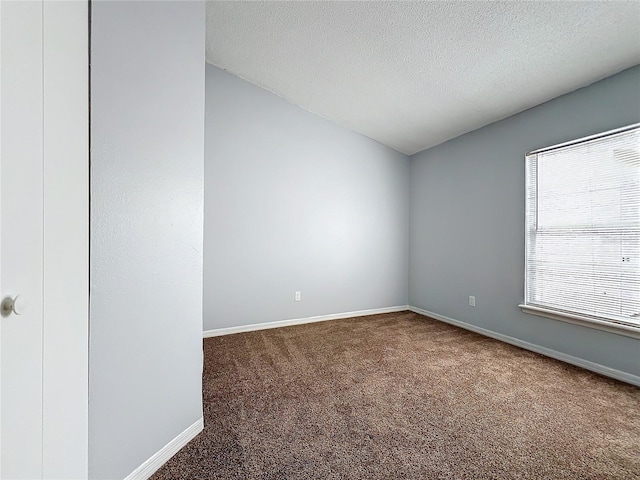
[203,61,640,382]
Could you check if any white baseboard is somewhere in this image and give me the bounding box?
[408,306,640,387]
[124,417,204,480]
[203,305,409,338]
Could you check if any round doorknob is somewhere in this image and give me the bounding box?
[1,295,25,316]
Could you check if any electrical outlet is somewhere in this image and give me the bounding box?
[294,291,301,302]
[469,296,476,307]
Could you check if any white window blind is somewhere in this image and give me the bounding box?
[524,125,640,330]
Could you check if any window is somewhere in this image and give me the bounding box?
[520,124,640,338]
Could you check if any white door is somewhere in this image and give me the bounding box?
[0,1,45,478]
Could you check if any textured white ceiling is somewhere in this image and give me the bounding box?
[206,1,640,155]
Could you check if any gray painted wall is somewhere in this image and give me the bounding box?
[409,66,640,378]
[204,65,409,331]
[89,2,204,478]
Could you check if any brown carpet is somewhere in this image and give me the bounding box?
[152,311,640,479]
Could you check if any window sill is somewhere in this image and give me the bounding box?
[518,304,640,340]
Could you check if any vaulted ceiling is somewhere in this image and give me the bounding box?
[206,1,640,155]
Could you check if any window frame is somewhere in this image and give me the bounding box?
[519,123,640,339]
